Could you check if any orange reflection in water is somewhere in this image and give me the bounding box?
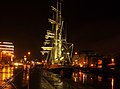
[72,70,115,89]
[0,66,14,88]
[72,71,88,83]
[72,72,79,82]
[98,76,102,82]
[83,73,87,84]
[1,67,13,81]
[111,77,114,89]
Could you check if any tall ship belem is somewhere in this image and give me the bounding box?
[41,0,74,78]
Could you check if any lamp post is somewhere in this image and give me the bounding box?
[24,55,27,62]
[28,52,31,55]
[23,55,27,70]
[27,52,31,62]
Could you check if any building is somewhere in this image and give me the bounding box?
[72,52,80,66]
[0,42,14,64]
[79,50,102,68]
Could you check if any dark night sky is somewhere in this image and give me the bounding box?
[0,0,120,59]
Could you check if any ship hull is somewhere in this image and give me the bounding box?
[47,66,74,78]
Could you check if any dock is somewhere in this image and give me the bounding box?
[29,66,75,89]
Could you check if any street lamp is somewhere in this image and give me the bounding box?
[24,55,27,62]
[27,52,31,62]
[28,52,31,55]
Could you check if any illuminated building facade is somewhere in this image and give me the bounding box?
[72,52,80,66]
[79,51,101,68]
[0,42,14,64]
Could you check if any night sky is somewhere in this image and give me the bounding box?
[0,0,120,59]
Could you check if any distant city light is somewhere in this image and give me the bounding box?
[24,55,27,61]
[28,52,31,55]
[67,52,70,55]
[90,64,94,67]
[0,42,14,54]
[111,58,114,63]
[75,52,77,54]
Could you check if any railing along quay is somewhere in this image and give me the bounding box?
[0,67,26,89]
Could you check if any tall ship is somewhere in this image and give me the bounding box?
[41,0,74,78]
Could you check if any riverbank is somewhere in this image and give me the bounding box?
[74,67,120,76]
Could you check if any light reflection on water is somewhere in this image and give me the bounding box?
[0,67,14,81]
[0,66,119,89]
[111,77,114,89]
[0,66,14,89]
[72,70,119,89]
[72,71,88,84]
[0,65,30,89]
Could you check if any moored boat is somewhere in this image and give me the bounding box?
[41,0,74,78]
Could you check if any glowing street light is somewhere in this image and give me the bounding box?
[111,58,114,63]
[24,55,27,61]
[27,52,31,61]
[75,52,77,55]
[28,52,31,55]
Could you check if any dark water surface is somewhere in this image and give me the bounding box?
[72,70,120,89]
[1,66,120,89]
[0,65,29,89]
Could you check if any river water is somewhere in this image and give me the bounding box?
[0,65,29,89]
[0,66,120,89]
[72,70,120,89]
[0,66,14,89]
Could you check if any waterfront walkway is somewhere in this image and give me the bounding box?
[29,66,75,89]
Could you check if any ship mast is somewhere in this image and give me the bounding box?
[58,0,63,60]
[41,0,73,65]
[54,0,59,63]
[50,0,63,64]
[42,0,63,64]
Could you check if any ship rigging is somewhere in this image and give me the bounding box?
[41,0,74,68]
